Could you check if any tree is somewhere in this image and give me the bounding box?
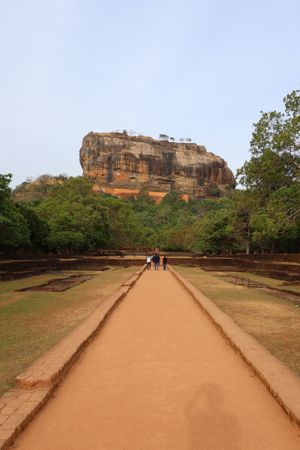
[0,173,12,203]
[100,196,142,249]
[236,89,300,252]
[0,174,30,250]
[187,200,238,254]
[35,177,110,252]
[238,90,300,195]
[17,204,49,250]
[159,134,169,141]
[250,184,300,253]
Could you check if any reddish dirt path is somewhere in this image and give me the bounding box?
[14,270,300,449]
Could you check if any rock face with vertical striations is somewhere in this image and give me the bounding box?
[80,132,235,201]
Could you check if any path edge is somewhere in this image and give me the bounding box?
[0,266,145,450]
[170,266,300,428]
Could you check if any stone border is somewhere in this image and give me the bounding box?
[0,267,145,450]
[169,266,300,427]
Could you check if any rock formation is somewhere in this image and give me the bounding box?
[80,132,235,201]
[13,175,67,203]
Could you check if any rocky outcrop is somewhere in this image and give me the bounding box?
[13,175,67,203]
[80,132,235,200]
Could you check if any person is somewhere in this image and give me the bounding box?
[162,255,168,271]
[146,255,151,270]
[152,253,160,270]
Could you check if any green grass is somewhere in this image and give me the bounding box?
[0,266,138,396]
[175,266,300,377]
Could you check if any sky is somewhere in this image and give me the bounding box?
[1,0,299,187]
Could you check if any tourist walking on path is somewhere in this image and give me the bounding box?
[152,253,160,270]
[162,255,168,270]
[146,256,151,270]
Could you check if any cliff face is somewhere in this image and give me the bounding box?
[80,132,235,200]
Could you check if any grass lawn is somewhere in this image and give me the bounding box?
[227,271,300,294]
[0,266,138,396]
[175,266,300,377]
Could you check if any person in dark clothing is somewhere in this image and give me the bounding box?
[162,255,168,270]
[152,253,160,270]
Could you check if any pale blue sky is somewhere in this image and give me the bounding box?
[1,0,299,187]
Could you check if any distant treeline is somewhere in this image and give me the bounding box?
[0,90,299,255]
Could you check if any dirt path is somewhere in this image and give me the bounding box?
[13,270,300,450]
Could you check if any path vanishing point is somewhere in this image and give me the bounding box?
[12,269,300,449]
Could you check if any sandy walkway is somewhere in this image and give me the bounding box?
[13,270,300,449]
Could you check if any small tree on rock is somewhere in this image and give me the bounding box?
[159,134,169,141]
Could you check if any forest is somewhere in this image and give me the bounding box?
[1,90,299,255]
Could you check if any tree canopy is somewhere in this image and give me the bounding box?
[0,174,31,250]
[238,90,300,194]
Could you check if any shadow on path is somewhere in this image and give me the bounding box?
[186,383,240,450]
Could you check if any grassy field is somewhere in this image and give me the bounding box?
[0,267,138,396]
[175,266,300,377]
[227,271,300,294]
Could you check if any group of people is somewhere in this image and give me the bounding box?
[146,252,168,271]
